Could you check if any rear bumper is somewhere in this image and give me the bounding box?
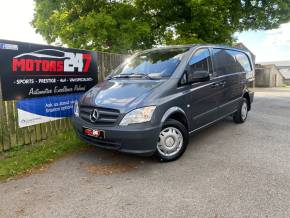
[72,117,161,156]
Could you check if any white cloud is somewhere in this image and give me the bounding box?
[262,22,290,47]
[237,22,290,62]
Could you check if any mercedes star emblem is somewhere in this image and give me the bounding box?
[90,109,100,123]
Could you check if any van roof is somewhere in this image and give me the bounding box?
[145,44,250,54]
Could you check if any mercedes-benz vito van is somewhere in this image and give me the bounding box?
[73,45,254,162]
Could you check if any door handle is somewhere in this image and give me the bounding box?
[219,81,226,87]
[210,83,219,88]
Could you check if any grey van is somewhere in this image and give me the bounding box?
[72,45,254,162]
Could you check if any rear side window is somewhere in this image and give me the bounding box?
[212,49,237,76]
[235,52,252,72]
[213,49,252,76]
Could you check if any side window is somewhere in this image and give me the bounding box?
[188,48,211,74]
[179,48,211,86]
[212,49,237,76]
[235,52,252,72]
[179,48,212,85]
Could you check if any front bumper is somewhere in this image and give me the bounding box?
[72,117,161,156]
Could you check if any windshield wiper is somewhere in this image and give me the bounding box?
[128,73,155,80]
[111,73,161,80]
[111,74,132,79]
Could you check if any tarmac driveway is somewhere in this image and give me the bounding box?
[0,88,290,218]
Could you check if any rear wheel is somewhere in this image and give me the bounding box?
[155,119,189,162]
[233,98,248,123]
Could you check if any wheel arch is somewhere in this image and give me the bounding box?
[161,107,189,131]
[243,91,251,111]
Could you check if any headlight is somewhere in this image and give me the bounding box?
[74,101,79,117]
[119,106,156,126]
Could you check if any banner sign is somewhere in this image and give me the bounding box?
[0,39,98,101]
[17,93,82,128]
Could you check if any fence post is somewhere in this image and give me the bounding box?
[0,78,11,151]
[0,77,3,151]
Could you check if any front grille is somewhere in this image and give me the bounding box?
[79,105,120,126]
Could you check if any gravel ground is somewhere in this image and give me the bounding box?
[0,88,290,218]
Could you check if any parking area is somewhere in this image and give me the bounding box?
[0,88,290,218]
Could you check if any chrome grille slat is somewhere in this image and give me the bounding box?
[100,111,119,116]
[79,105,120,125]
[98,118,117,123]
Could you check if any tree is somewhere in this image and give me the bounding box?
[32,0,290,53]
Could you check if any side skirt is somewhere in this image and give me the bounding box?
[189,110,237,135]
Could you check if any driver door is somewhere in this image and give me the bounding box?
[186,48,222,130]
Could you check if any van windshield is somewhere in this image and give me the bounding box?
[111,47,190,80]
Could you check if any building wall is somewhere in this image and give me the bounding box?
[284,79,290,86]
[269,66,284,87]
[255,65,284,87]
[279,68,290,85]
[255,68,270,87]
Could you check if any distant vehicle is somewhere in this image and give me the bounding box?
[14,49,67,59]
[73,44,254,162]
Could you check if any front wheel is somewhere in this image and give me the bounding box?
[155,119,189,162]
[233,98,249,124]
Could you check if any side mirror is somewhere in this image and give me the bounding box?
[187,70,210,83]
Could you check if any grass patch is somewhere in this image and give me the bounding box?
[0,131,87,181]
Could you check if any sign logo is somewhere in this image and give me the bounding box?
[90,109,100,123]
[12,49,92,73]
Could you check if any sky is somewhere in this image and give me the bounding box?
[236,22,290,63]
[0,0,289,63]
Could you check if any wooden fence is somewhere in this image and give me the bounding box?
[0,51,127,152]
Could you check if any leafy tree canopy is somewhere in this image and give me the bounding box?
[32,0,290,53]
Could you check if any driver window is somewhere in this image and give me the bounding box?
[179,48,211,86]
[188,49,211,74]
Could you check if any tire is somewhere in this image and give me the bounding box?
[155,119,189,162]
[233,98,249,124]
